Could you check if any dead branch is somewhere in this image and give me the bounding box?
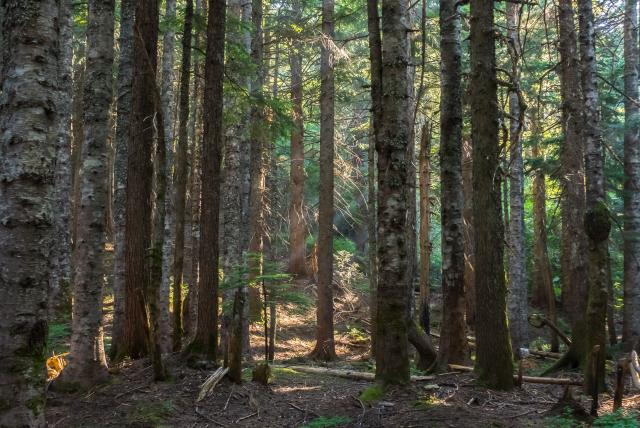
[528,314,572,347]
[448,364,582,386]
[277,365,436,382]
[197,367,229,402]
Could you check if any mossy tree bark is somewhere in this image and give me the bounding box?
[469,0,514,390]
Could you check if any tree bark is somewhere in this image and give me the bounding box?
[437,0,467,369]
[462,139,476,329]
[623,0,640,350]
[59,0,115,388]
[171,0,194,353]
[470,0,514,389]
[0,1,60,424]
[506,1,529,353]
[418,124,431,335]
[375,0,411,386]
[110,0,135,361]
[288,6,307,277]
[310,0,337,361]
[578,0,610,395]
[187,0,226,360]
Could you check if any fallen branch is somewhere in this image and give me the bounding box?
[448,364,582,386]
[277,365,435,382]
[528,350,562,359]
[197,367,229,402]
[528,314,572,347]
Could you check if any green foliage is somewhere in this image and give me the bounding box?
[359,384,384,404]
[544,408,639,428]
[47,322,70,354]
[300,416,351,428]
[333,237,356,254]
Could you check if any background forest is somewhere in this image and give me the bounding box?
[2,0,640,426]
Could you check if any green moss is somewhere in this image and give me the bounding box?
[359,384,384,404]
[25,395,45,414]
[584,201,611,243]
[300,416,351,428]
[126,400,174,426]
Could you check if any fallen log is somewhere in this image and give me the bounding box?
[276,365,435,382]
[197,367,229,401]
[447,364,582,386]
[528,350,562,359]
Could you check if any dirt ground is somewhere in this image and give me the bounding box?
[45,282,640,427]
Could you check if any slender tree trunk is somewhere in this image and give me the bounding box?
[437,0,467,369]
[0,1,60,424]
[310,0,337,361]
[507,2,529,354]
[557,0,588,363]
[470,0,514,390]
[110,0,135,360]
[187,0,226,360]
[578,0,610,395]
[58,0,115,388]
[171,0,194,353]
[288,10,307,277]
[367,0,382,359]
[624,0,640,350]
[159,0,177,355]
[375,0,411,386]
[462,139,476,329]
[418,124,431,335]
[120,0,161,361]
[71,43,86,254]
[50,0,74,319]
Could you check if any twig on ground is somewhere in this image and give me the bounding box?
[235,412,258,423]
[195,407,227,427]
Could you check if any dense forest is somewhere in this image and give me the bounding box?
[2,0,640,426]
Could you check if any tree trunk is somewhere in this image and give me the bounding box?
[624,0,640,350]
[110,0,135,361]
[159,0,177,355]
[310,0,337,361]
[418,124,431,334]
[470,0,514,390]
[171,0,194,353]
[375,0,411,386]
[58,0,115,388]
[120,0,161,361]
[578,0,610,395]
[187,0,226,360]
[288,8,307,277]
[0,1,60,424]
[50,0,74,320]
[557,0,588,362]
[506,1,529,354]
[436,0,467,369]
[462,139,476,329]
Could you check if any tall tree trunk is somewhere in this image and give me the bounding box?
[110,0,135,360]
[375,0,411,386]
[310,0,337,361]
[187,0,226,360]
[288,6,307,277]
[247,0,268,322]
[624,0,640,350]
[159,0,177,355]
[71,43,86,256]
[50,0,74,319]
[462,139,476,329]
[58,0,115,388]
[0,1,60,424]
[506,1,528,354]
[557,0,587,362]
[578,0,610,395]
[436,0,467,369]
[120,0,161,361]
[418,124,431,335]
[171,0,193,353]
[367,0,382,359]
[470,0,514,390]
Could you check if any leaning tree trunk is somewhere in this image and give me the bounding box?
[506,1,529,354]
[436,0,467,369]
[470,0,514,390]
[120,0,162,361]
[288,6,307,277]
[0,1,60,424]
[187,0,226,360]
[58,0,115,389]
[171,0,194,353]
[623,0,640,350]
[310,0,337,361]
[375,0,412,386]
[110,0,135,360]
[579,0,610,395]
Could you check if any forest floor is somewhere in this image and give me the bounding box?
[45,279,640,427]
